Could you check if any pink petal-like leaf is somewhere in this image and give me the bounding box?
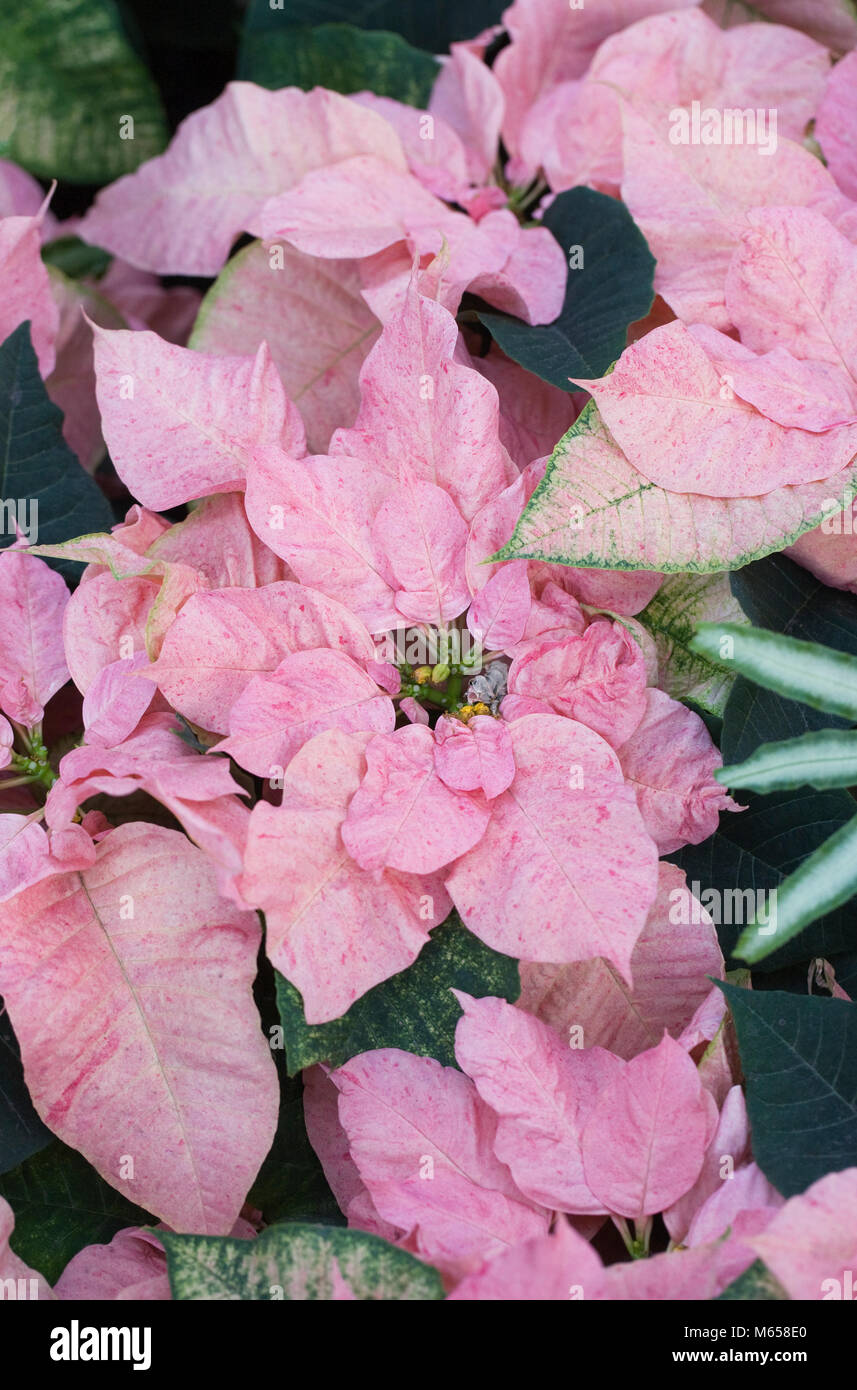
[445,713,658,974]
[581,1034,714,1217]
[467,561,531,653]
[332,283,514,523]
[54,1228,171,1302]
[454,992,625,1214]
[815,51,857,202]
[240,730,450,1023]
[0,550,69,726]
[0,212,58,376]
[190,241,381,455]
[144,582,376,734]
[725,206,857,377]
[507,620,648,750]
[342,723,491,875]
[217,648,395,777]
[747,1168,857,1300]
[448,1216,606,1300]
[0,822,278,1233]
[371,474,470,628]
[576,321,857,498]
[617,688,739,854]
[302,1065,401,1240]
[244,447,399,634]
[433,715,515,801]
[621,104,857,330]
[79,83,406,275]
[331,1048,549,1269]
[93,326,305,509]
[519,863,724,1060]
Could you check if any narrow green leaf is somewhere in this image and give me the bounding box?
[725,554,857,764]
[716,1259,789,1301]
[719,728,857,793]
[0,0,167,183]
[0,1140,151,1284]
[735,811,857,964]
[239,22,438,106]
[692,623,857,721]
[161,1223,445,1300]
[0,323,114,581]
[716,983,857,1197]
[275,912,520,1076]
[639,573,749,718]
[476,187,655,391]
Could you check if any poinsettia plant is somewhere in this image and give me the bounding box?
[1,0,857,1305]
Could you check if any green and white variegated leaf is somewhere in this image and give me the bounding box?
[0,0,167,183]
[692,623,857,721]
[735,811,857,964]
[639,574,749,717]
[494,401,857,574]
[719,729,857,793]
[160,1223,445,1301]
[717,984,857,1195]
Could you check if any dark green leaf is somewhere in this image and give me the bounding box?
[721,676,850,768]
[240,23,438,107]
[0,0,167,183]
[0,323,114,581]
[0,1140,152,1283]
[242,0,504,55]
[42,236,112,281]
[162,1222,445,1300]
[0,1007,51,1176]
[476,187,655,391]
[716,1259,789,1301]
[668,786,857,971]
[247,1072,343,1226]
[735,812,857,964]
[730,551,857,653]
[717,983,857,1197]
[274,911,520,1076]
[250,942,340,1226]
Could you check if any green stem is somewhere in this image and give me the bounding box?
[445,673,463,706]
[613,1215,651,1260]
[416,687,453,709]
[633,1216,653,1258]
